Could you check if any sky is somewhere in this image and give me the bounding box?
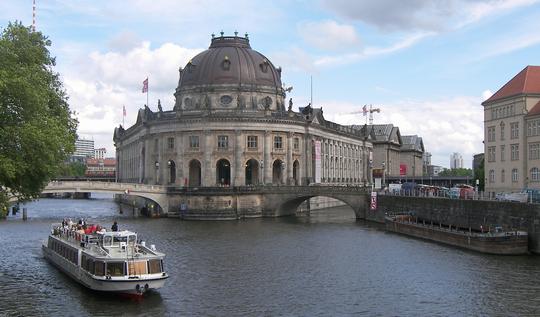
[3,0,540,168]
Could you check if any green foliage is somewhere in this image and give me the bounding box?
[58,161,87,177]
[438,168,473,177]
[474,158,485,191]
[0,22,77,211]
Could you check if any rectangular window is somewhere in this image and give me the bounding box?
[167,137,174,150]
[487,126,495,142]
[94,261,105,276]
[500,124,505,140]
[487,146,496,162]
[293,137,299,150]
[128,261,148,275]
[500,145,505,161]
[218,135,229,149]
[189,136,199,149]
[247,136,258,149]
[511,122,519,139]
[511,144,519,161]
[148,259,163,274]
[530,143,540,160]
[274,136,283,149]
[106,262,125,276]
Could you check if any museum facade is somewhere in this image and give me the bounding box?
[114,34,374,188]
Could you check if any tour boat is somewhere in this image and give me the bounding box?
[385,214,529,255]
[42,223,168,295]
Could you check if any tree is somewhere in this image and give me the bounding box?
[0,22,77,215]
[474,158,485,191]
[438,168,473,177]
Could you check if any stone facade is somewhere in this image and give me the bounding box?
[482,66,540,192]
[114,35,374,188]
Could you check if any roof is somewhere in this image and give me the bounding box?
[527,100,540,117]
[401,135,424,152]
[484,66,540,104]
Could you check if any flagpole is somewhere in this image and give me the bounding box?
[146,76,149,107]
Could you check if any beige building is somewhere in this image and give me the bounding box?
[114,34,374,187]
[482,65,540,192]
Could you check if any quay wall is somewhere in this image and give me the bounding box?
[376,195,540,253]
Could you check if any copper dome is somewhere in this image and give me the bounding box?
[177,35,283,91]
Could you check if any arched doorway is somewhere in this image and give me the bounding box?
[272,159,285,184]
[245,159,260,185]
[216,159,231,186]
[167,160,176,184]
[293,160,299,185]
[188,160,201,187]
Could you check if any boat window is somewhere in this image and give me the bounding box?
[113,236,127,243]
[128,261,148,275]
[148,259,162,274]
[94,261,105,276]
[103,236,112,246]
[87,259,95,275]
[106,262,126,276]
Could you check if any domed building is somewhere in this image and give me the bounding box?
[114,34,373,190]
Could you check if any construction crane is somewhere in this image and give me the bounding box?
[349,104,381,125]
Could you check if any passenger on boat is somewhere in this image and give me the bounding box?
[111,221,118,232]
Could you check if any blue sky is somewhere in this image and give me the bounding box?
[3,0,540,168]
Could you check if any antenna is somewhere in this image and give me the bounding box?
[32,0,36,32]
[310,75,313,106]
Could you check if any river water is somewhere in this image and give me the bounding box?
[1,194,540,316]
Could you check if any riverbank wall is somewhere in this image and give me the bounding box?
[375,195,540,254]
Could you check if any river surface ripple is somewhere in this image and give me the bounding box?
[1,195,540,316]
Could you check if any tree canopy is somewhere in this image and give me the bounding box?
[438,168,473,177]
[0,22,77,214]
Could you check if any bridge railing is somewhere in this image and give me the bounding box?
[166,184,372,194]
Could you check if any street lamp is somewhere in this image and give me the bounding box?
[382,161,386,189]
[260,160,264,185]
[155,161,160,184]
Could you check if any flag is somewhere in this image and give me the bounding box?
[362,105,368,116]
[142,78,148,93]
[123,105,126,117]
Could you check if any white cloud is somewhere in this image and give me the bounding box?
[323,0,539,32]
[321,95,485,168]
[298,20,361,51]
[59,41,203,157]
[482,90,493,101]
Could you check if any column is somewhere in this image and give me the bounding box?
[264,131,272,184]
[234,130,243,186]
[287,132,293,184]
[204,130,212,186]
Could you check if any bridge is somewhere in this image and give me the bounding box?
[43,181,371,219]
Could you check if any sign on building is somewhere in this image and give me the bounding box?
[370,191,377,210]
[400,164,407,176]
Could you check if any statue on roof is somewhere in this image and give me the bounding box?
[157,99,163,113]
[288,98,293,111]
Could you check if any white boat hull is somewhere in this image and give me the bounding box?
[42,245,168,294]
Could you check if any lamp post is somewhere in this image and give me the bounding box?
[155,161,160,185]
[260,160,264,185]
[382,161,386,189]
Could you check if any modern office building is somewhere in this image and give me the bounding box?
[450,152,463,169]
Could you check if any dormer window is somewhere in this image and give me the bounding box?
[260,59,269,73]
[221,56,231,71]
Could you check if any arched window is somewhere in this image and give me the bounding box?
[489,170,495,183]
[531,167,540,182]
[512,168,518,182]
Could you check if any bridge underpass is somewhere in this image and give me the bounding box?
[43,182,372,220]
